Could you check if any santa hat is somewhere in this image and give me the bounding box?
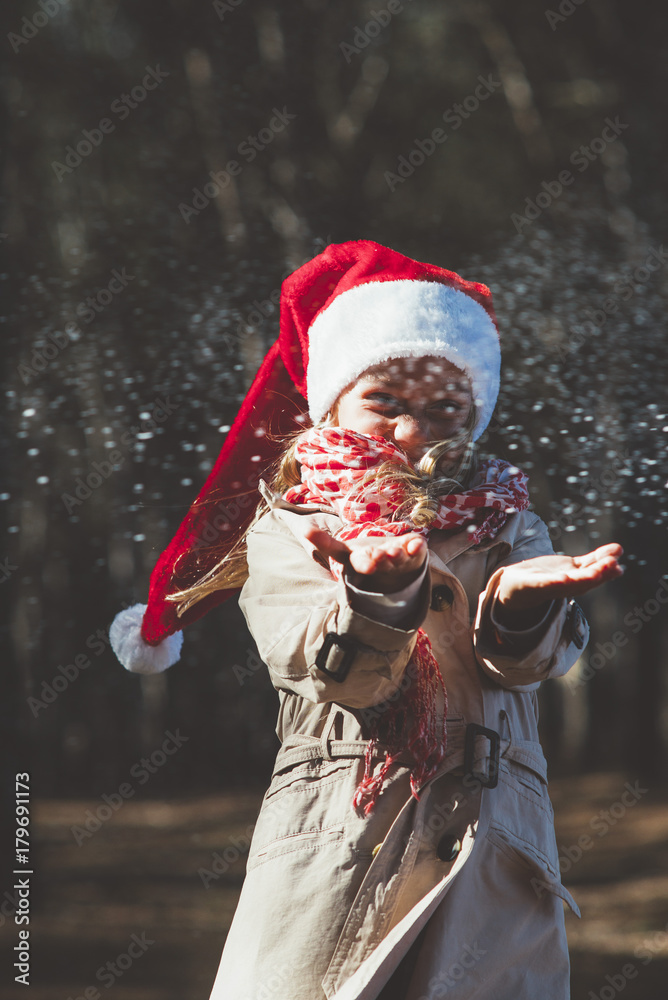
[110,240,500,674]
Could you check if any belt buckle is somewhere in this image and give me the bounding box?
[464,723,500,789]
[315,632,358,682]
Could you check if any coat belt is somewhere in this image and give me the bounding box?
[272,720,548,785]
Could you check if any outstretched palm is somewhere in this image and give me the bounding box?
[302,526,428,593]
[496,543,624,612]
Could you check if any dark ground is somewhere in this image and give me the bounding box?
[2,772,667,1000]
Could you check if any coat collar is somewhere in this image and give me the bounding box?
[428,526,512,568]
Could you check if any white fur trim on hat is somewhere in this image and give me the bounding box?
[306,279,500,440]
[110,603,183,674]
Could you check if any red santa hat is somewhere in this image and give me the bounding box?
[110,240,500,673]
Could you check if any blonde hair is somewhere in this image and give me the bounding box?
[167,404,479,617]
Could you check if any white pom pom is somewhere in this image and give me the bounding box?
[109,603,183,674]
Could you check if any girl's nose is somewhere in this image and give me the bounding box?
[392,414,430,458]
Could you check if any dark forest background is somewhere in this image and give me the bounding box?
[2,0,668,996]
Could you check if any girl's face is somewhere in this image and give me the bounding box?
[332,355,473,465]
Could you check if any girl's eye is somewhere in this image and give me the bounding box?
[364,392,467,416]
[368,393,401,408]
[431,401,464,415]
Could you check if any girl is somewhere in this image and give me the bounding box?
[110,241,623,1000]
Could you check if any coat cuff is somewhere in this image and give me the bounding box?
[489,598,556,653]
[474,567,589,690]
[343,561,429,628]
[335,566,431,649]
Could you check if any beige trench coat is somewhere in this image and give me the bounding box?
[208,494,589,1000]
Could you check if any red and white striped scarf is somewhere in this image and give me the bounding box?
[284,427,530,813]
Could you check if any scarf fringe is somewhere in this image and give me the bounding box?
[352,631,448,815]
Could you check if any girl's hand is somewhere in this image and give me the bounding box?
[496,543,624,613]
[302,526,428,594]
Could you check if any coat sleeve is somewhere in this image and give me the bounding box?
[238,508,431,708]
[472,513,589,692]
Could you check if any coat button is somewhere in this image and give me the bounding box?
[568,602,586,649]
[431,584,454,612]
[372,843,382,858]
[436,834,461,862]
